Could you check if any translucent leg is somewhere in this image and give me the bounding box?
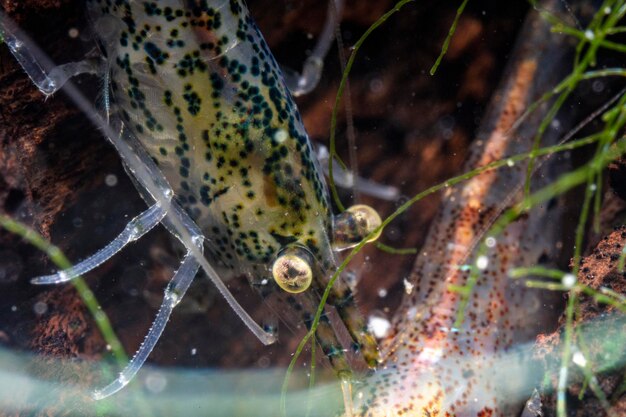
[31,204,166,284]
[93,246,201,400]
[0,11,103,96]
[281,0,344,96]
[315,144,400,201]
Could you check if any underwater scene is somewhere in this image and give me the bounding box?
[0,0,626,416]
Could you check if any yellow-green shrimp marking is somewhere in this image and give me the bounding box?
[87,0,380,372]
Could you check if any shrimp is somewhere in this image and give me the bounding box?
[0,0,383,399]
[350,0,584,415]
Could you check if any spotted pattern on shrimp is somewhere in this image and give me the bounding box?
[92,0,326,268]
[87,0,378,372]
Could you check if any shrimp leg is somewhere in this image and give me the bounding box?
[32,204,166,284]
[0,15,102,96]
[93,242,201,400]
[315,144,400,201]
[281,0,344,96]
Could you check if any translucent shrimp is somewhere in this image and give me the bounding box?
[0,0,383,399]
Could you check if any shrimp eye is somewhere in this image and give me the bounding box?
[333,204,383,251]
[272,247,313,294]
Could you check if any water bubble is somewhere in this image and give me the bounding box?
[592,80,604,93]
[369,78,384,94]
[258,356,270,368]
[145,372,167,393]
[562,273,576,289]
[191,348,197,356]
[506,159,515,167]
[68,28,79,38]
[11,305,17,312]
[274,129,288,143]
[367,314,391,339]
[572,351,587,367]
[584,30,594,40]
[485,237,496,248]
[476,255,489,270]
[33,301,48,315]
[403,278,414,295]
[377,288,388,298]
[105,174,118,187]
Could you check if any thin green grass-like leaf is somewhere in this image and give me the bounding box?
[0,215,127,365]
[430,0,470,75]
[524,0,625,197]
[375,242,418,255]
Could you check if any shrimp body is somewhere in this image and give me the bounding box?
[86,0,379,371]
[352,2,573,415]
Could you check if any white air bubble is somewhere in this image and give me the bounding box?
[105,174,118,187]
[274,129,288,143]
[562,273,576,289]
[258,356,270,368]
[33,301,48,315]
[485,237,496,248]
[584,30,594,40]
[367,315,391,339]
[476,255,489,270]
[592,80,604,93]
[377,288,388,298]
[369,78,383,94]
[572,351,587,367]
[403,278,414,295]
[145,372,167,394]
